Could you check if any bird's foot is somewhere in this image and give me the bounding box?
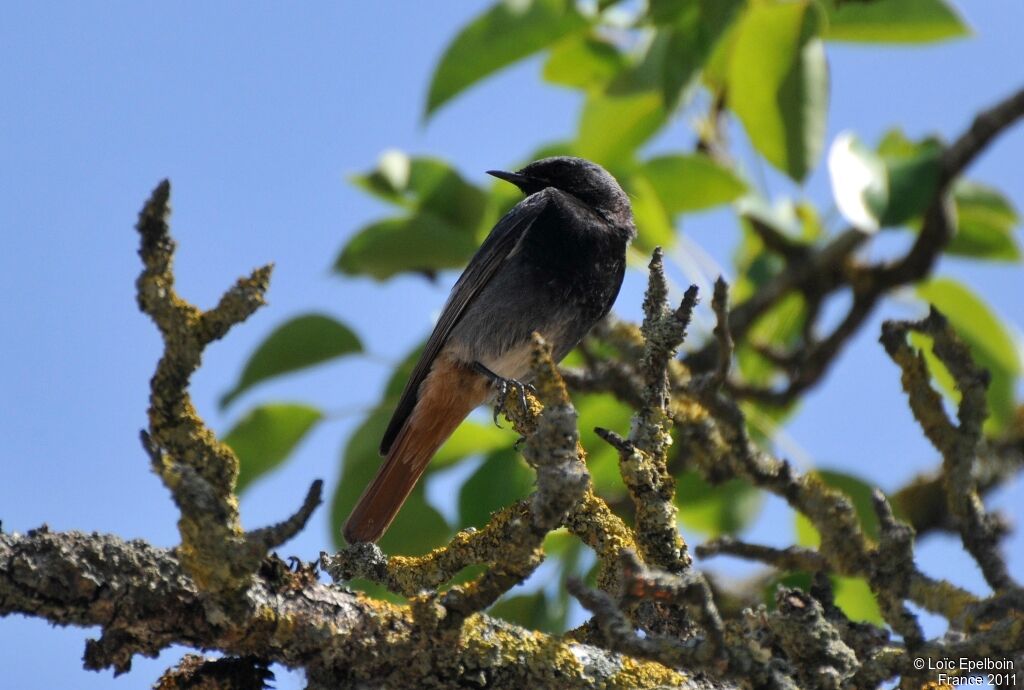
[472,362,536,427]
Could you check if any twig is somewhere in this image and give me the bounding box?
[137,181,324,596]
[441,334,589,624]
[880,308,1016,592]
[695,86,1024,406]
[696,537,828,572]
[609,249,697,573]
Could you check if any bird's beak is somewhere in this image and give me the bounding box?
[486,169,533,187]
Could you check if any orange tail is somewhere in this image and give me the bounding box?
[343,357,489,544]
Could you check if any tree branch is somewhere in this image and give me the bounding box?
[0,528,717,689]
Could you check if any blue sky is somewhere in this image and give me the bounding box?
[1,2,1022,688]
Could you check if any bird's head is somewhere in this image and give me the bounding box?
[487,156,633,225]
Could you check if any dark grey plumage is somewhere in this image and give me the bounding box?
[380,156,635,455]
[346,156,634,544]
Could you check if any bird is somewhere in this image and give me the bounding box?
[343,156,636,544]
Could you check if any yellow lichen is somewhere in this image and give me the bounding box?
[611,655,689,689]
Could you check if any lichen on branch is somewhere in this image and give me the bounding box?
[135,181,320,597]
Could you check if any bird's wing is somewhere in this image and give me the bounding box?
[379,190,556,455]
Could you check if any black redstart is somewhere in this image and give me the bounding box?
[343,156,635,543]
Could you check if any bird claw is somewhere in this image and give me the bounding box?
[472,362,535,428]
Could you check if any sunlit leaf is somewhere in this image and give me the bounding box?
[626,171,677,254]
[916,278,1021,432]
[833,576,884,624]
[224,404,322,493]
[350,149,413,204]
[827,130,942,230]
[641,154,748,214]
[909,331,960,407]
[701,10,741,90]
[543,34,625,90]
[221,314,362,408]
[577,90,665,167]
[916,279,1021,378]
[675,471,763,536]
[764,572,883,624]
[743,291,805,384]
[795,470,881,547]
[821,0,969,44]
[827,132,887,232]
[344,155,489,280]
[458,448,535,528]
[334,213,479,281]
[433,421,517,470]
[948,180,1021,261]
[425,0,587,117]
[655,0,745,109]
[577,393,635,498]
[351,154,488,229]
[729,0,828,181]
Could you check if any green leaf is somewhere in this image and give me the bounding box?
[224,404,323,493]
[909,331,960,406]
[647,0,691,24]
[821,0,969,44]
[384,342,427,400]
[655,0,745,109]
[577,394,635,498]
[458,448,535,528]
[221,314,362,408]
[827,130,942,230]
[765,571,812,606]
[348,149,413,206]
[741,290,805,385]
[675,471,763,536]
[916,279,1021,377]
[331,409,450,554]
[605,4,739,119]
[352,152,487,223]
[877,138,942,227]
[641,154,748,214]
[701,11,741,90]
[733,205,796,310]
[351,154,487,231]
[577,90,665,167]
[425,0,587,117]
[827,132,888,232]
[489,590,566,632]
[764,572,883,624]
[795,470,881,547]
[543,34,625,91]
[626,171,677,254]
[334,212,479,281]
[729,0,828,181]
[433,420,517,470]
[915,278,1021,432]
[833,576,884,624]
[948,180,1021,261]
